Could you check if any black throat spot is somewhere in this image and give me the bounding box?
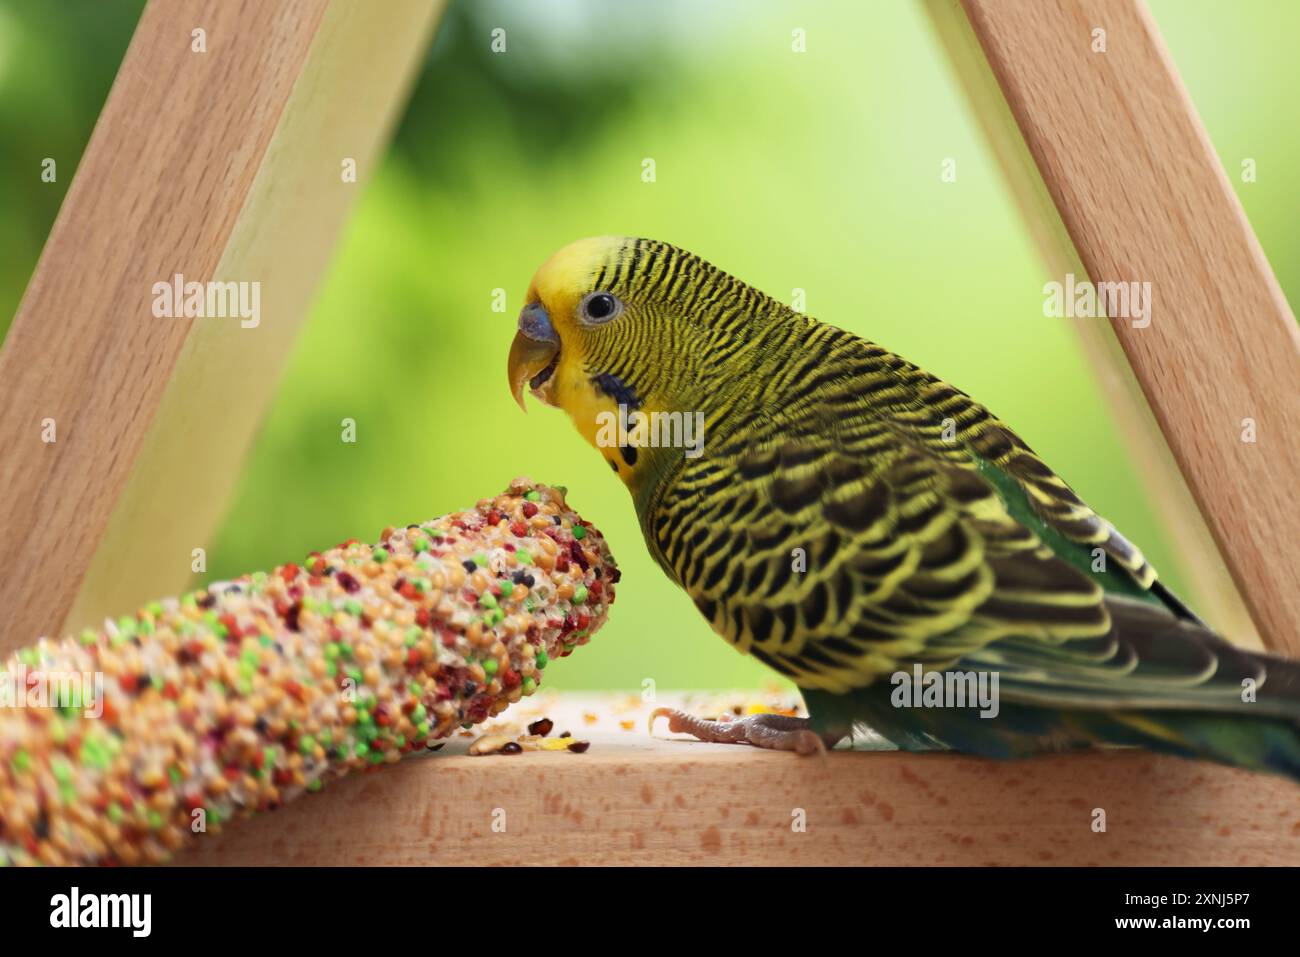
[591,372,640,412]
[592,372,642,469]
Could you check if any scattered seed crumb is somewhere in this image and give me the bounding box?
[567,740,591,753]
[469,733,517,756]
[528,717,554,737]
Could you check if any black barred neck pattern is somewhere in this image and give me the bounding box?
[579,239,798,425]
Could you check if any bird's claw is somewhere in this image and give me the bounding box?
[648,706,830,759]
[647,706,695,737]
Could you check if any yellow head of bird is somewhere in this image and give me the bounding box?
[507,236,788,485]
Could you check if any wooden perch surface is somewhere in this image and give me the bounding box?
[182,692,1300,866]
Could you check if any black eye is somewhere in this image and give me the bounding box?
[582,292,622,323]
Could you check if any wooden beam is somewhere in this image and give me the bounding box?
[934,0,1300,654]
[180,694,1300,866]
[923,0,1261,649]
[0,0,442,652]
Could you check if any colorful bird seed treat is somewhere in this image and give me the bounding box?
[0,478,618,866]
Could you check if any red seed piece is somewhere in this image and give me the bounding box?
[528,717,554,736]
[569,540,589,570]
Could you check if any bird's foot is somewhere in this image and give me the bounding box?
[648,707,833,756]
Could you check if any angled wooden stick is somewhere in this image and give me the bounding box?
[928,0,1299,654]
[924,0,1261,650]
[0,0,442,653]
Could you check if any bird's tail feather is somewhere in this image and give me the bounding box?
[819,687,1300,784]
[805,589,1300,783]
[1071,709,1300,782]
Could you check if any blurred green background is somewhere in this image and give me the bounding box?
[1,1,1296,691]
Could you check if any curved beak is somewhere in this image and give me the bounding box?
[507,301,561,411]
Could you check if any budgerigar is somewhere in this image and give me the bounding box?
[506,236,1300,781]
